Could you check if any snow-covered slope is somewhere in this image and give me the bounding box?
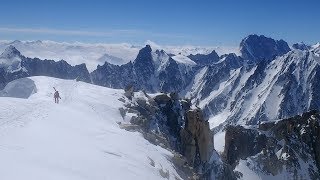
[171,55,196,65]
[0,76,181,180]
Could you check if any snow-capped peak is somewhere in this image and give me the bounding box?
[0,45,24,73]
[0,45,22,59]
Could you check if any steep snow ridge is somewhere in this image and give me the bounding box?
[199,68,243,128]
[185,66,208,99]
[231,50,305,124]
[199,68,241,109]
[151,50,170,74]
[171,55,196,65]
[194,49,320,129]
[238,60,283,123]
[207,66,257,128]
[0,76,181,180]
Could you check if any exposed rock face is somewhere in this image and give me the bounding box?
[181,109,214,166]
[123,92,215,164]
[91,61,136,89]
[223,111,320,179]
[133,45,156,91]
[223,126,267,168]
[22,59,91,83]
[120,91,234,179]
[124,85,134,100]
[240,34,291,63]
[292,42,310,50]
[91,45,196,93]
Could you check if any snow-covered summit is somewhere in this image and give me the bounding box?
[0,45,24,73]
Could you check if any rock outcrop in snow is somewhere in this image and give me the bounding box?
[119,91,237,179]
[180,109,214,166]
[223,111,320,179]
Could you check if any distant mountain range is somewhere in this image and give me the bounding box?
[0,40,238,71]
[1,34,320,129]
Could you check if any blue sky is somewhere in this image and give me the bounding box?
[0,0,319,46]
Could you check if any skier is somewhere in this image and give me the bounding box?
[53,87,61,104]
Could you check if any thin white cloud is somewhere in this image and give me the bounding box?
[0,27,187,39]
[0,27,140,37]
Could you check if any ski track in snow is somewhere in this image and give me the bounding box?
[0,76,181,180]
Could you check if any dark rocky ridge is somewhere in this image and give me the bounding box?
[91,45,196,93]
[240,34,291,63]
[188,50,220,66]
[0,46,91,89]
[292,42,311,51]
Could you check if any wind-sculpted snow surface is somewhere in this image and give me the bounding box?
[0,76,181,180]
